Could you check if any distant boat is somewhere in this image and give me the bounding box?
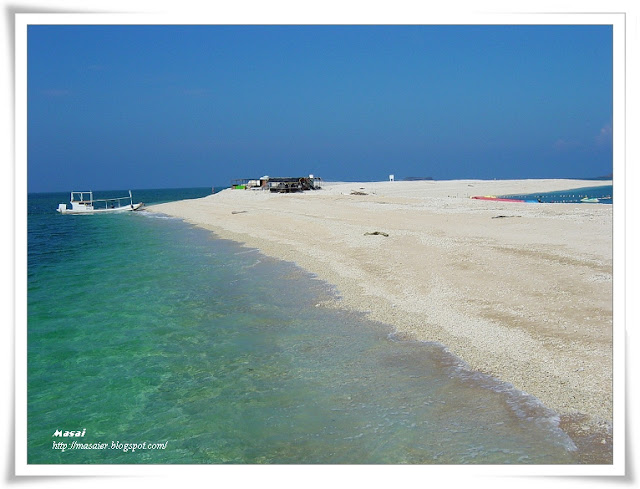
[580,197,600,203]
[57,190,144,214]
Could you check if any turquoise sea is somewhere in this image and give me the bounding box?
[501,185,613,204]
[28,188,598,464]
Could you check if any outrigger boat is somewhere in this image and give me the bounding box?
[57,190,144,214]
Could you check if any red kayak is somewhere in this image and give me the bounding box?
[471,195,526,202]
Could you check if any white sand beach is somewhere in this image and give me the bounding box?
[149,179,613,444]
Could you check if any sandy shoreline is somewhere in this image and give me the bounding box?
[149,179,613,459]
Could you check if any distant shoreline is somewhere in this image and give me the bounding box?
[26,178,613,196]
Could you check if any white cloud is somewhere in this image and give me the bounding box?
[595,123,612,146]
[41,89,70,97]
[553,138,580,151]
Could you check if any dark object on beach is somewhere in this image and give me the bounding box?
[492,215,522,219]
[231,210,247,214]
[269,177,319,193]
[231,176,321,192]
[364,231,389,237]
[351,190,368,196]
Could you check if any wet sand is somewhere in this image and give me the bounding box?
[149,179,613,461]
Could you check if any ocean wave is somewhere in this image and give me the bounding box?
[233,248,260,256]
[137,212,181,221]
[444,359,578,451]
[385,334,577,452]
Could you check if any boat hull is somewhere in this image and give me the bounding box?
[57,202,144,214]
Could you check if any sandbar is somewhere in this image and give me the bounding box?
[149,179,613,458]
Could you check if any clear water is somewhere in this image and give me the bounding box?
[500,185,612,204]
[28,189,583,464]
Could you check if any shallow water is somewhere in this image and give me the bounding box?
[28,189,584,464]
[501,184,612,204]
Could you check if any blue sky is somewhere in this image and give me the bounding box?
[27,24,613,192]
